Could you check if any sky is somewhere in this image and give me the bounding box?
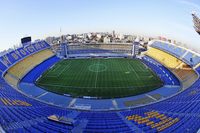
[0,0,200,51]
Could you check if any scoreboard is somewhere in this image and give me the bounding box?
[132,41,140,57]
[21,37,31,47]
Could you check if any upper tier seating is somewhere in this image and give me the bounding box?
[68,49,131,55]
[183,52,200,66]
[151,41,200,66]
[146,47,183,69]
[0,62,7,76]
[4,74,18,87]
[151,41,186,58]
[4,49,54,86]
[0,41,50,67]
[6,49,54,80]
[146,47,198,87]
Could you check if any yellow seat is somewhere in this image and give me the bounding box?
[4,74,19,86]
[146,47,182,69]
[146,47,197,84]
[4,49,54,85]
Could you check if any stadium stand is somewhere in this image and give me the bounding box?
[4,74,18,87]
[68,43,132,56]
[121,110,180,132]
[146,47,183,69]
[0,41,50,67]
[183,52,200,66]
[151,41,187,58]
[146,47,198,88]
[21,56,60,83]
[151,41,200,66]
[78,112,133,133]
[0,62,7,75]
[7,49,54,79]
[142,56,180,86]
[4,49,54,86]
[1,40,200,132]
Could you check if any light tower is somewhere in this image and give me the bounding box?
[131,38,140,58]
[192,12,200,35]
[58,31,69,59]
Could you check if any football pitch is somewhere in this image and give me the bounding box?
[36,58,163,98]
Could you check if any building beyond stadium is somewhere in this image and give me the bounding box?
[0,39,200,132]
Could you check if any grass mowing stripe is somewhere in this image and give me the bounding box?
[94,59,99,88]
[127,61,139,80]
[36,58,163,98]
[57,62,71,77]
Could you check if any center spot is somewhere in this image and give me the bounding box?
[89,64,107,72]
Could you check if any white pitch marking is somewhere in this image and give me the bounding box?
[36,92,48,98]
[127,61,139,79]
[112,99,118,109]
[145,94,157,101]
[94,60,99,88]
[68,98,77,107]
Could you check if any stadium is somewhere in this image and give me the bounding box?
[0,33,200,133]
[1,0,200,130]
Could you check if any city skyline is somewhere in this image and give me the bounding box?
[0,0,200,51]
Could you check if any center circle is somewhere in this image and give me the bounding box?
[89,63,107,72]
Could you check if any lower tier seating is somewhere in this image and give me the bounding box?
[0,51,200,132]
[22,56,60,83]
[1,70,200,132]
[142,56,180,86]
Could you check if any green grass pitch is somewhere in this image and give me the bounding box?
[36,58,163,98]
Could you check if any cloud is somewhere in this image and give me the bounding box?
[179,0,200,12]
